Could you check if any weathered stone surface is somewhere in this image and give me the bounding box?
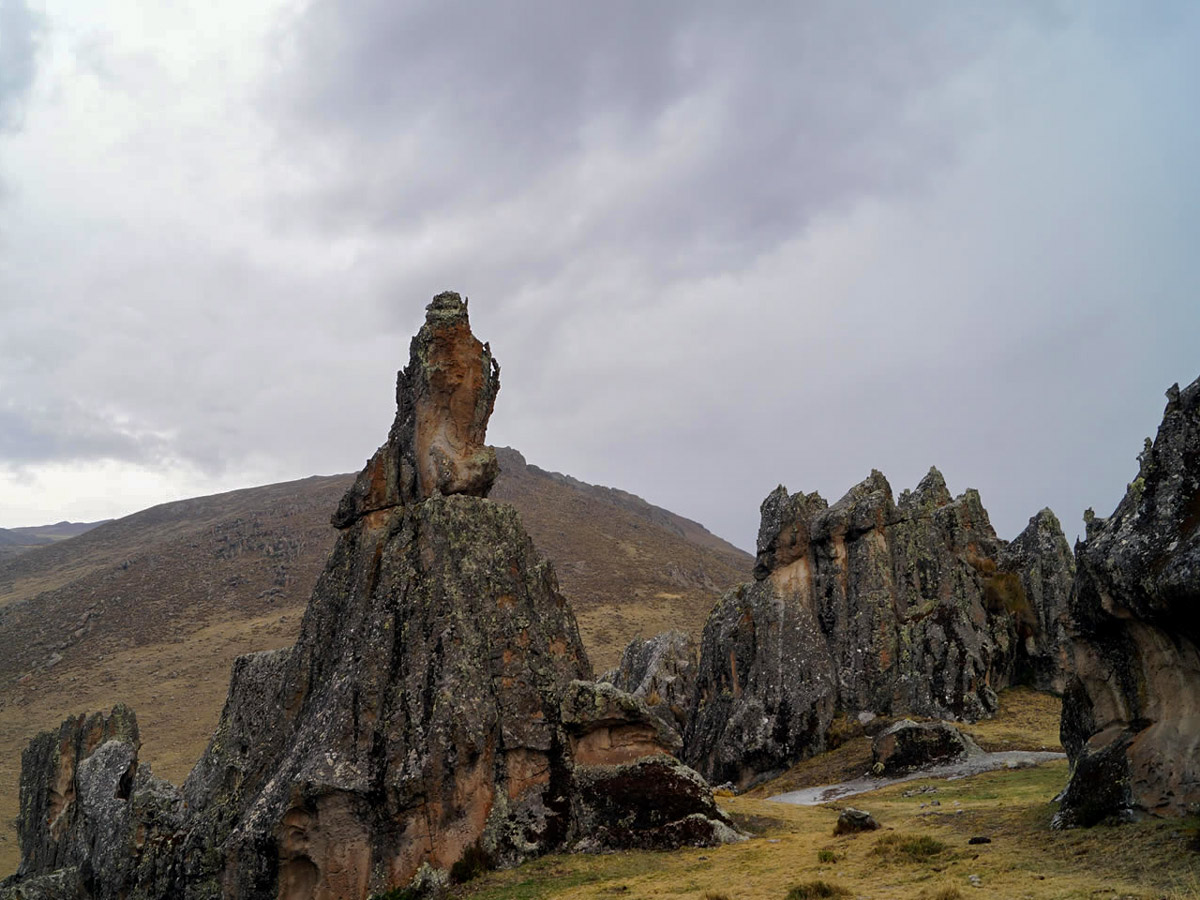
[871,719,981,775]
[606,630,697,738]
[997,509,1075,694]
[567,756,741,852]
[833,807,879,835]
[560,680,682,763]
[333,291,500,527]
[5,293,737,899]
[1056,376,1200,827]
[686,467,1070,789]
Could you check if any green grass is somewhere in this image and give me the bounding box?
[873,833,948,862]
[816,849,840,863]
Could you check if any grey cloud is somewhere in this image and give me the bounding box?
[0,0,39,132]
[0,401,169,467]
[269,1,1035,276]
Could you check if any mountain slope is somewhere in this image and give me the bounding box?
[0,450,750,874]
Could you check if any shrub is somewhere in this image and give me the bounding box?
[873,832,947,862]
[449,843,490,884]
[785,881,850,899]
[816,848,840,863]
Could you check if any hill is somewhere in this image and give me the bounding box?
[0,521,107,562]
[0,449,750,874]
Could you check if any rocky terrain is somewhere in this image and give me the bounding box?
[1056,376,1200,827]
[2,293,737,899]
[684,469,1074,789]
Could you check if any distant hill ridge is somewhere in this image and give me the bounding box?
[0,520,108,559]
[0,450,750,875]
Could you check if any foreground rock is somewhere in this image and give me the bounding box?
[833,808,880,835]
[1056,376,1200,827]
[3,293,736,900]
[686,469,1072,789]
[871,720,981,775]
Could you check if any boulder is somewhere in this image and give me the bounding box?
[567,756,741,852]
[833,808,880,835]
[1055,376,1200,827]
[686,467,1071,789]
[606,630,698,738]
[871,719,981,775]
[560,680,682,763]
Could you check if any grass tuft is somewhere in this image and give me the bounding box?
[919,888,964,900]
[873,832,948,862]
[816,848,840,863]
[786,880,850,899]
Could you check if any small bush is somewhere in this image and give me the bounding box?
[919,888,963,900]
[449,843,490,884]
[816,848,840,863]
[786,881,850,899]
[701,893,732,900]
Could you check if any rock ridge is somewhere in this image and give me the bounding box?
[685,466,1073,789]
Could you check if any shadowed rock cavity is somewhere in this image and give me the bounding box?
[2,293,736,900]
[685,467,1073,790]
[1055,375,1200,828]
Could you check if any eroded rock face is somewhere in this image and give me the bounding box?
[998,508,1074,694]
[686,468,1072,789]
[605,630,698,739]
[4,293,737,900]
[1056,376,1200,827]
[333,291,500,526]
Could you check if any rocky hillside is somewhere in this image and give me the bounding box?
[0,446,748,876]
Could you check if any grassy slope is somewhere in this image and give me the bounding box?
[0,454,750,875]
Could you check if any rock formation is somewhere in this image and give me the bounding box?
[685,468,1072,789]
[997,509,1074,694]
[2,292,735,900]
[602,630,698,740]
[1055,376,1200,827]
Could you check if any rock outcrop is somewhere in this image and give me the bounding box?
[603,630,698,739]
[686,468,1072,789]
[3,293,735,900]
[1056,376,1200,827]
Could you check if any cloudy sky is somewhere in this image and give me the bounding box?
[0,1,1197,551]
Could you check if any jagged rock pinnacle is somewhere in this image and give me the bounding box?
[333,291,501,527]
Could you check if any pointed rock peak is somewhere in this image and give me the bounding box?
[333,291,501,527]
[834,469,893,507]
[905,466,951,510]
[754,486,826,580]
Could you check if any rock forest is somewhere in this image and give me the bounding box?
[1,293,1197,899]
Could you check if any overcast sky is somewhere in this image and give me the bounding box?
[0,1,1197,552]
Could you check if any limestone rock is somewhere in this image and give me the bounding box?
[871,719,981,775]
[333,291,500,526]
[997,508,1074,694]
[607,630,698,738]
[686,466,1070,789]
[1056,376,1200,827]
